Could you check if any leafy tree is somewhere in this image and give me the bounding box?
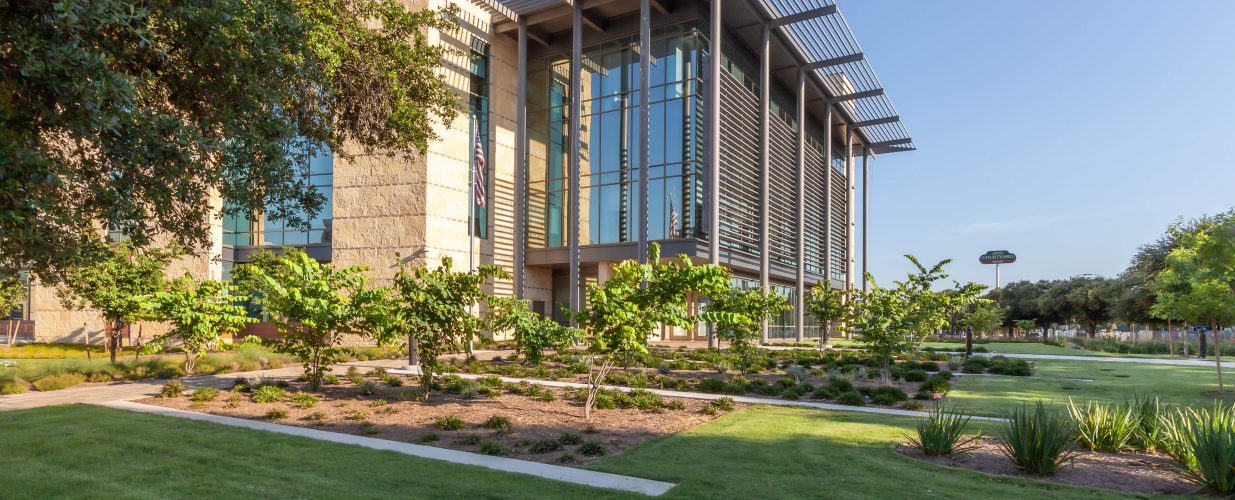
[896,255,986,352]
[0,276,26,348]
[58,242,174,364]
[569,243,731,418]
[1,0,459,280]
[1152,212,1235,394]
[391,256,509,397]
[707,287,789,371]
[805,280,854,348]
[995,280,1051,335]
[850,277,910,384]
[1014,319,1038,337]
[235,249,383,389]
[488,297,578,365]
[961,303,1007,338]
[147,276,255,373]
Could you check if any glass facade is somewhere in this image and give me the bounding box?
[222,148,333,247]
[526,22,704,248]
[470,38,491,239]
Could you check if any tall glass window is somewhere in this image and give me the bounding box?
[469,38,491,239]
[222,148,333,247]
[525,22,703,248]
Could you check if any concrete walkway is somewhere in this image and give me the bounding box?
[972,351,1235,368]
[382,365,1004,422]
[96,400,675,496]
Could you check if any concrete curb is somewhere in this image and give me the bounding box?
[94,400,676,497]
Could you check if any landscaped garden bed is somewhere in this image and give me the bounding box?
[142,368,737,466]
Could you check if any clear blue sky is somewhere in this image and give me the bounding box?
[841,0,1235,289]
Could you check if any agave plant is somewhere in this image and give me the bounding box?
[1067,398,1138,452]
[997,401,1075,475]
[1158,403,1235,494]
[1128,393,1166,452]
[907,404,982,456]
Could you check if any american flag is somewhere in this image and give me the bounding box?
[668,193,679,238]
[473,127,487,208]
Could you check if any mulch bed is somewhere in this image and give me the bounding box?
[897,438,1195,495]
[142,375,729,467]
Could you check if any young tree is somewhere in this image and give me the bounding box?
[961,303,1007,338]
[235,249,380,389]
[2,0,460,281]
[391,256,509,397]
[569,243,731,418]
[0,276,26,348]
[897,255,986,352]
[488,297,579,365]
[850,277,910,384]
[1014,319,1038,337]
[706,287,790,371]
[59,242,174,364]
[147,275,255,374]
[805,280,854,350]
[1152,212,1235,394]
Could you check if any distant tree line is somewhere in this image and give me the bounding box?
[988,211,1228,337]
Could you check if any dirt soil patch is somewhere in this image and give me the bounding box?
[141,374,730,466]
[897,438,1195,495]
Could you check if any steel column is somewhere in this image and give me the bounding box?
[861,147,870,292]
[845,128,855,291]
[823,102,832,285]
[706,0,722,348]
[758,25,770,345]
[794,69,806,343]
[515,19,528,298]
[568,4,582,316]
[638,0,650,262]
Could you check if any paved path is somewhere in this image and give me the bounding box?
[95,401,675,496]
[972,352,1235,368]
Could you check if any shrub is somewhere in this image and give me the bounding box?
[462,433,483,445]
[556,453,577,463]
[263,408,289,420]
[558,432,583,446]
[482,415,512,433]
[251,385,286,403]
[190,387,220,403]
[657,363,672,375]
[1129,393,1165,451]
[434,415,467,431]
[384,376,404,387]
[904,401,925,411]
[1067,399,1138,452]
[987,356,1033,376]
[225,394,243,408]
[914,389,934,401]
[304,411,326,423]
[784,365,807,383]
[155,379,184,398]
[322,374,340,385]
[290,392,319,409]
[903,370,928,383]
[529,438,563,453]
[826,377,854,393]
[419,433,440,443]
[997,402,1075,475]
[909,405,982,456]
[836,390,865,406]
[1158,403,1235,494]
[619,389,664,411]
[870,386,908,405]
[578,441,606,456]
[667,400,687,411]
[478,441,505,456]
[361,423,380,435]
[920,374,951,395]
[344,409,367,421]
[0,379,27,394]
[356,380,379,396]
[697,378,726,393]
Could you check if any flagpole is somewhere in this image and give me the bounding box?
[468,114,476,356]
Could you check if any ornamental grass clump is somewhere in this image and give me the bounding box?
[997,402,1075,475]
[908,405,982,457]
[1067,398,1139,452]
[1157,403,1235,495]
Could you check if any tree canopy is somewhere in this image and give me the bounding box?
[1,0,459,279]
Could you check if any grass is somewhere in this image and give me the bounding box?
[590,405,1128,499]
[0,405,632,499]
[829,339,1169,358]
[947,359,1233,417]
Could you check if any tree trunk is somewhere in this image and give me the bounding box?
[84,323,92,361]
[134,324,142,362]
[584,356,614,420]
[1183,324,1190,357]
[1167,320,1175,358]
[5,319,16,348]
[1214,318,1224,395]
[408,335,420,366]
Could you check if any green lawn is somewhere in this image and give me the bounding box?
[829,340,1168,358]
[2,404,1138,499]
[0,405,634,499]
[947,359,1230,417]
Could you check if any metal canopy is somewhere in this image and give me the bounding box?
[757,0,914,154]
[486,0,915,154]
